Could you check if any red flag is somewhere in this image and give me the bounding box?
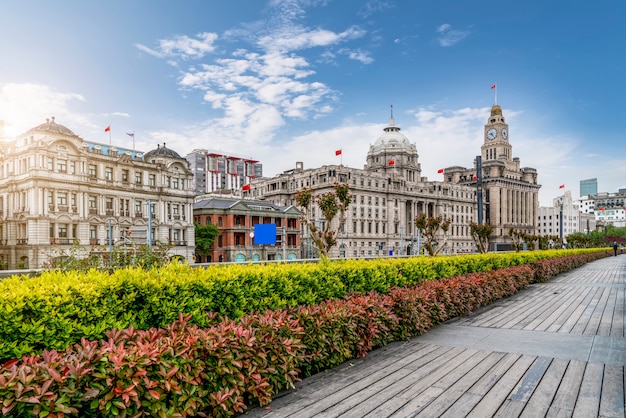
[490,84,496,89]
[104,125,111,132]
[473,175,477,180]
[388,159,395,166]
[559,184,565,189]
[437,168,444,174]
[242,184,251,191]
[335,149,342,156]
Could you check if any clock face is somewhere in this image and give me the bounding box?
[486,128,497,140]
[501,128,508,139]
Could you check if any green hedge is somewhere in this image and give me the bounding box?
[0,251,610,417]
[0,249,608,361]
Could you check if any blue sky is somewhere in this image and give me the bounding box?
[1,0,624,205]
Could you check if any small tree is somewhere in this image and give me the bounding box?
[195,222,220,259]
[414,213,451,256]
[509,228,526,252]
[469,221,493,253]
[295,183,351,259]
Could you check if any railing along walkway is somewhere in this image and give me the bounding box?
[246,255,626,418]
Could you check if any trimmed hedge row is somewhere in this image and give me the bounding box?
[0,249,608,362]
[0,251,610,417]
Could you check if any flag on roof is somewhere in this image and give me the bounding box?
[388,159,395,166]
[335,149,342,156]
[437,168,444,174]
[126,132,135,138]
[491,84,496,89]
[242,184,251,191]
[559,184,565,189]
[104,125,111,132]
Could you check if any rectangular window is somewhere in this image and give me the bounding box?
[135,172,142,184]
[57,160,67,173]
[105,197,113,210]
[57,192,67,206]
[122,169,129,182]
[69,161,75,174]
[89,225,97,239]
[172,178,179,189]
[135,200,142,213]
[59,224,68,238]
[47,158,54,170]
[149,174,156,186]
[89,164,97,177]
[105,167,113,181]
[89,195,97,209]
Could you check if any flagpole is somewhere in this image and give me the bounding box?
[340,149,343,166]
[494,84,498,105]
[109,126,112,146]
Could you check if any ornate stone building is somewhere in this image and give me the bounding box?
[249,113,478,258]
[0,118,196,269]
[444,104,540,250]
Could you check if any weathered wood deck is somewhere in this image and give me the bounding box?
[245,255,626,417]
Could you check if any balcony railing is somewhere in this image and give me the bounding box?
[16,238,28,245]
[50,238,74,245]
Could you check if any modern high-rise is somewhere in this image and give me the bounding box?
[185,149,262,195]
[444,104,541,250]
[580,178,598,197]
[0,117,196,269]
[249,113,478,258]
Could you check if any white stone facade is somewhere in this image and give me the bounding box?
[249,115,478,258]
[444,105,540,250]
[0,118,196,269]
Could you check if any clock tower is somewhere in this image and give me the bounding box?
[443,102,541,250]
[481,104,512,162]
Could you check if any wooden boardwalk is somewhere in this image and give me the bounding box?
[245,256,626,418]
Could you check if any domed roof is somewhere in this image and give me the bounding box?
[369,116,413,152]
[490,105,503,116]
[26,117,77,137]
[143,143,183,160]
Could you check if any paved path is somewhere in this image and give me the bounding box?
[245,255,626,418]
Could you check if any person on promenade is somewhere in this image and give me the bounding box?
[613,241,618,256]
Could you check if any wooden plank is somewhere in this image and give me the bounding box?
[465,354,536,417]
[546,286,596,333]
[611,286,624,338]
[519,358,569,418]
[413,352,506,418]
[263,344,446,418]
[371,349,491,417]
[491,288,556,330]
[518,287,579,332]
[582,287,611,336]
[546,359,586,417]
[599,364,625,418]
[314,347,473,418]
[572,362,603,418]
[534,286,587,332]
[597,288,617,336]
[492,356,553,417]
[568,287,604,335]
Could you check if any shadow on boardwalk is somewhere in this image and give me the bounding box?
[245,255,626,418]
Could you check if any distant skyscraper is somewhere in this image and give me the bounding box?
[580,178,598,197]
[185,149,262,195]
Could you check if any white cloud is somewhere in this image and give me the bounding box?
[0,83,87,138]
[436,23,470,47]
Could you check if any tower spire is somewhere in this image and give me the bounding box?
[389,104,395,126]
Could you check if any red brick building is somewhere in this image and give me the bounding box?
[193,196,301,263]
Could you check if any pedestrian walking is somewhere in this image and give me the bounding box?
[613,241,618,256]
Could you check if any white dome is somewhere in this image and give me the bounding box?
[370,117,414,152]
